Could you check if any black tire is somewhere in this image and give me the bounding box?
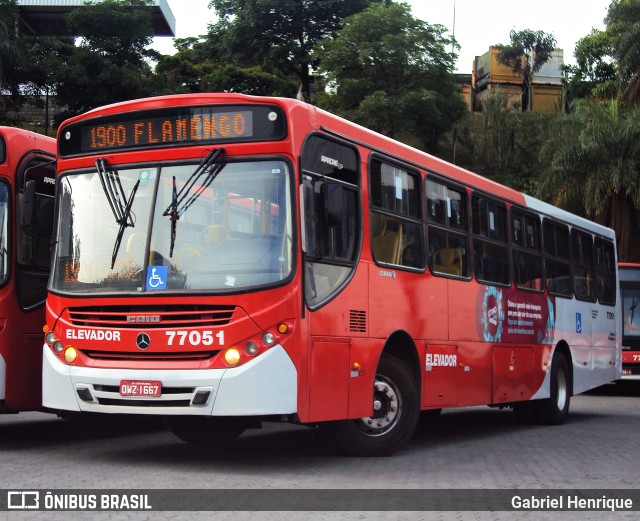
[163,416,246,446]
[323,354,419,457]
[534,352,571,425]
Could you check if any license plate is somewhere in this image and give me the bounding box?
[119,380,161,397]
[622,369,631,376]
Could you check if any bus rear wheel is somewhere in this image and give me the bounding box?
[164,416,247,446]
[324,354,419,457]
[534,352,571,425]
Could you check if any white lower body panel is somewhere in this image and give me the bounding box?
[42,344,297,416]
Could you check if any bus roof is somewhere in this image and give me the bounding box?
[619,263,640,283]
[57,93,614,240]
[0,126,56,172]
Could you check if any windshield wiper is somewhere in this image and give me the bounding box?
[167,175,179,259]
[96,158,140,269]
[163,148,224,258]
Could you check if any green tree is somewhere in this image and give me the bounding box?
[0,1,17,81]
[67,0,159,67]
[537,100,640,260]
[1,0,72,126]
[206,0,386,101]
[496,29,557,111]
[154,37,298,96]
[55,0,159,116]
[0,0,21,119]
[317,2,465,151]
[606,0,640,102]
[477,88,517,172]
[154,37,210,93]
[564,29,618,101]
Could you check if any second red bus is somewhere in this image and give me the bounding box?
[0,126,56,413]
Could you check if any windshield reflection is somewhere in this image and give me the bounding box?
[51,159,293,294]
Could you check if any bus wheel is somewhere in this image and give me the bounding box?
[324,354,419,457]
[164,416,246,446]
[534,352,571,425]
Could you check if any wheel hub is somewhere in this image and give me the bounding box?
[355,376,402,436]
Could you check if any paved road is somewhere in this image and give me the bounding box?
[0,384,638,520]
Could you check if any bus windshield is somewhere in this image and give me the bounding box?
[51,158,293,294]
[622,286,640,338]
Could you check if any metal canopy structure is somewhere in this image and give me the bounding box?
[16,0,176,37]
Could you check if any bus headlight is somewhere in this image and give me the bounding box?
[45,332,57,345]
[224,348,241,366]
[262,332,275,346]
[245,341,258,356]
[64,347,78,364]
[53,341,64,353]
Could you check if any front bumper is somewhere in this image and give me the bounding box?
[42,343,297,416]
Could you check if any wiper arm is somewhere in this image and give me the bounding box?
[96,158,140,269]
[167,175,179,258]
[162,148,224,258]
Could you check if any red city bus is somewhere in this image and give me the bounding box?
[619,263,640,380]
[0,126,56,413]
[43,94,620,455]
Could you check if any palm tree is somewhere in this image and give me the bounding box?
[537,100,640,260]
[606,0,640,102]
[496,29,557,111]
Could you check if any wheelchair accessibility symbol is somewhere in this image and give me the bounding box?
[146,266,168,290]
[576,312,582,334]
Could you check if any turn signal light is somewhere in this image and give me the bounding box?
[277,323,288,334]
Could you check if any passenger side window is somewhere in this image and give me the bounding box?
[370,159,423,269]
[571,230,595,302]
[472,195,509,285]
[594,238,616,305]
[427,179,469,277]
[543,220,572,297]
[512,210,543,291]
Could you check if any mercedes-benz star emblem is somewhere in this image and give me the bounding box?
[136,333,151,350]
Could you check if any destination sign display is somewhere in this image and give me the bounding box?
[59,104,287,157]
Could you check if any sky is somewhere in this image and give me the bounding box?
[153,0,613,73]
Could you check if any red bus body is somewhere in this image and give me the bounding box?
[0,127,56,412]
[619,263,640,380]
[43,94,621,455]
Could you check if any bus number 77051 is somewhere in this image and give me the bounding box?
[165,330,225,347]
